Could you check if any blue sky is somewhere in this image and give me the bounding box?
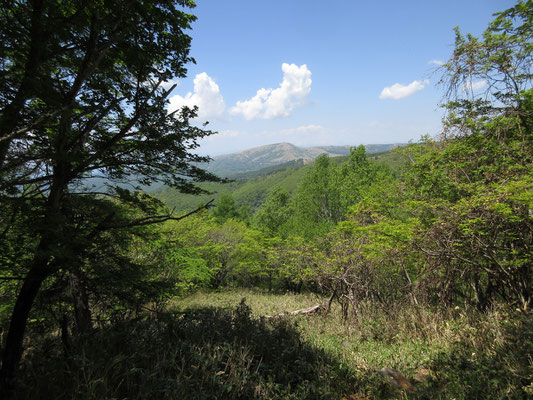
[167,0,517,156]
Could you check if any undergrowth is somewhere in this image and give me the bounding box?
[177,289,533,399]
[15,298,354,399]
[14,289,533,399]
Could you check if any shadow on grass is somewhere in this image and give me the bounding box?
[15,300,357,399]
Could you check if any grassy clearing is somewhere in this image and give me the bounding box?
[172,288,323,317]
[16,295,354,399]
[14,289,532,399]
[174,289,533,399]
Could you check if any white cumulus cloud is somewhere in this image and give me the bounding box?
[462,79,487,92]
[168,72,225,119]
[231,63,312,120]
[429,59,444,66]
[379,79,429,100]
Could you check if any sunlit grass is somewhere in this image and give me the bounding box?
[174,288,533,399]
[172,287,323,317]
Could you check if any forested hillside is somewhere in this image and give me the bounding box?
[0,1,531,399]
[155,145,406,212]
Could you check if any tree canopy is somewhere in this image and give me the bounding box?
[0,0,219,393]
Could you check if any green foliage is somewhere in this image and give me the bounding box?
[253,186,292,237]
[162,212,264,289]
[149,239,213,296]
[441,0,532,135]
[154,144,400,295]
[0,0,223,389]
[154,145,407,219]
[322,1,533,311]
[292,154,343,234]
[287,148,396,240]
[340,145,380,209]
[154,160,310,213]
[211,193,241,223]
[3,1,532,397]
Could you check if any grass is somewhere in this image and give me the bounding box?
[13,289,533,399]
[174,289,533,399]
[16,296,355,399]
[171,287,322,317]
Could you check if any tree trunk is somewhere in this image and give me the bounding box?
[70,269,92,334]
[0,266,49,398]
[0,182,64,397]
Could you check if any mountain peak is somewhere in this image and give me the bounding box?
[205,142,346,177]
[205,142,402,177]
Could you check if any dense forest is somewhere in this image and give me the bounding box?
[0,1,531,399]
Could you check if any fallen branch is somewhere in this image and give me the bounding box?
[264,304,326,319]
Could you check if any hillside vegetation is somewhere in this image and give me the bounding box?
[155,145,406,212]
[0,1,531,399]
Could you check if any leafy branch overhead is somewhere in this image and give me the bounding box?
[440,0,532,133]
[0,0,222,394]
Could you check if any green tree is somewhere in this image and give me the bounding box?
[0,0,219,392]
[339,145,393,212]
[314,1,532,312]
[402,1,533,309]
[167,212,253,288]
[290,154,342,238]
[253,186,292,238]
[440,0,532,136]
[212,193,241,223]
[279,235,318,293]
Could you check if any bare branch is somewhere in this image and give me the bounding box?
[97,199,215,231]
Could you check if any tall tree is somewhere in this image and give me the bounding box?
[212,194,241,223]
[440,0,532,136]
[339,145,391,212]
[290,154,342,238]
[253,186,291,238]
[0,0,219,393]
[404,0,533,309]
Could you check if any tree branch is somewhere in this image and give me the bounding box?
[97,199,215,231]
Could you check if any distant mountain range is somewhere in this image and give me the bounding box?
[203,142,404,177]
[156,142,409,212]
